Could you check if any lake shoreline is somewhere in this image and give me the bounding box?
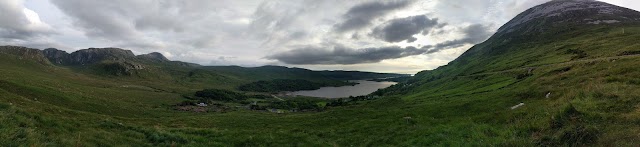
[287,80,397,99]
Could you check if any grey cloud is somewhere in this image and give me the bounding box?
[425,24,493,53]
[49,0,246,41]
[134,14,184,32]
[249,0,340,48]
[266,45,427,65]
[334,0,412,32]
[0,36,70,50]
[0,1,53,40]
[209,56,238,65]
[371,15,440,43]
[50,0,141,40]
[49,0,261,55]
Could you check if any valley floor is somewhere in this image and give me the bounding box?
[1,52,640,146]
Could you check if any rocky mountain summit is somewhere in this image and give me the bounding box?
[42,48,70,64]
[42,48,138,65]
[137,52,169,62]
[497,0,640,34]
[0,46,182,76]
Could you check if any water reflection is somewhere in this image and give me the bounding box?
[290,80,396,98]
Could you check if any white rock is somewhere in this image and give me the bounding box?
[587,20,620,24]
[511,103,525,110]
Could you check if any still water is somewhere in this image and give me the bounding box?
[290,80,397,98]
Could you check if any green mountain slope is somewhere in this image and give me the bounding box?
[3,46,406,91]
[1,0,640,146]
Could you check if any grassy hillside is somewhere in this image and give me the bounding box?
[2,4,640,146]
[1,25,639,146]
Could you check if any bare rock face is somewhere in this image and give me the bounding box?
[69,48,136,65]
[42,48,70,64]
[497,0,640,35]
[0,46,51,65]
[98,61,145,76]
[41,47,139,66]
[40,47,147,76]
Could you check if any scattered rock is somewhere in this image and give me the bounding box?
[403,116,413,123]
[528,68,535,74]
[511,103,525,110]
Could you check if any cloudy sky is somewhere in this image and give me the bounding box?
[1,0,639,74]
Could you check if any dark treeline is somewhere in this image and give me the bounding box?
[316,71,410,80]
[188,89,270,102]
[326,95,380,107]
[238,79,354,93]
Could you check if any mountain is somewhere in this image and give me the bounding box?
[0,46,51,65]
[1,0,640,146]
[417,0,640,79]
[376,0,640,145]
[42,48,136,65]
[137,52,169,61]
[0,45,406,89]
[498,0,640,35]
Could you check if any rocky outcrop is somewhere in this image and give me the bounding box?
[68,48,136,65]
[137,52,169,61]
[42,47,140,66]
[42,48,70,64]
[40,48,145,76]
[2,46,201,76]
[0,46,50,65]
[97,61,145,76]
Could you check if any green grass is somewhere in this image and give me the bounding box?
[1,24,640,146]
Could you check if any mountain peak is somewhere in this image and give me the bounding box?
[137,52,169,61]
[497,0,640,33]
[67,48,136,65]
[42,48,70,64]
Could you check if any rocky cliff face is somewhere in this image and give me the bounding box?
[41,48,145,76]
[68,48,136,65]
[42,48,70,64]
[497,0,640,35]
[42,48,145,65]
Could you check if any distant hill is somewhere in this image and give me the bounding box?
[0,45,407,90]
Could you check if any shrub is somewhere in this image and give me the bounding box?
[195,89,247,101]
[618,50,640,56]
[238,79,347,92]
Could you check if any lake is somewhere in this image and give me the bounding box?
[289,80,397,98]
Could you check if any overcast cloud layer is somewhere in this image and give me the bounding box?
[1,0,640,73]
